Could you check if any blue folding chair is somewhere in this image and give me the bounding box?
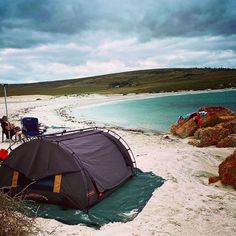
[21,117,46,138]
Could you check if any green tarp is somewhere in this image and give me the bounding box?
[25,171,164,228]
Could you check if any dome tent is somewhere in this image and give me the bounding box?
[0,128,136,210]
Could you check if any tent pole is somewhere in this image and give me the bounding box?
[3,84,9,117]
[2,84,11,146]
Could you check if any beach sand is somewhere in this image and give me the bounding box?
[0,94,235,236]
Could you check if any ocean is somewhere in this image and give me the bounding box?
[71,89,236,133]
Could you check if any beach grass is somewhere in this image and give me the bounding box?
[1,68,236,96]
[0,189,39,236]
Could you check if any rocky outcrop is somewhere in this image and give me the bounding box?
[216,134,236,147]
[200,113,221,128]
[221,120,236,133]
[199,106,235,116]
[194,127,230,147]
[208,176,220,184]
[209,150,236,190]
[219,150,236,189]
[171,119,198,138]
[171,106,236,147]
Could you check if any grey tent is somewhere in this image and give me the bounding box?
[0,128,136,210]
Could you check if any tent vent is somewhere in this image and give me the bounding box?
[12,171,19,187]
[53,175,62,193]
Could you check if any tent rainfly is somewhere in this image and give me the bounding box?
[0,129,136,210]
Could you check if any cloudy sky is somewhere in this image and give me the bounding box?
[0,0,236,84]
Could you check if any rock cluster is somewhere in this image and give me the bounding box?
[171,106,236,147]
[209,150,236,190]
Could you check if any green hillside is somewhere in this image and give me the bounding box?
[1,68,236,96]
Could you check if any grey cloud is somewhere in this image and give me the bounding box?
[0,0,97,48]
[0,0,92,34]
[139,0,236,39]
[0,0,236,83]
[0,0,236,49]
[1,34,235,84]
[0,28,56,48]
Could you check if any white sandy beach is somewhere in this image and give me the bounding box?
[0,94,236,236]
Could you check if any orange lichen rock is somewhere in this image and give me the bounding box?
[171,106,236,147]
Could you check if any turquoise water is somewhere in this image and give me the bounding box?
[72,90,236,133]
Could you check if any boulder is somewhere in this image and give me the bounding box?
[208,176,220,184]
[218,150,236,190]
[200,113,221,128]
[171,106,236,146]
[221,119,236,134]
[170,123,179,136]
[188,139,200,146]
[216,134,236,147]
[199,110,236,128]
[195,127,230,147]
[218,116,236,124]
[199,106,235,117]
[171,119,198,138]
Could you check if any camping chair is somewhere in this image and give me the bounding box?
[21,117,47,139]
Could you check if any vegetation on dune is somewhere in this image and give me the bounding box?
[1,68,236,96]
[0,189,39,236]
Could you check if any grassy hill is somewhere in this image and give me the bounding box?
[1,68,236,96]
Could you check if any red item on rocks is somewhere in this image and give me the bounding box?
[0,149,8,160]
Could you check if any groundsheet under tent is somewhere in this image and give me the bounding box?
[25,170,165,228]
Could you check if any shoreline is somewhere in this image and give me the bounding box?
[0,93,236,236]
[56,105,164,136]
[60,88,236,135]
[69,87,236,108]
[1,87,235,104]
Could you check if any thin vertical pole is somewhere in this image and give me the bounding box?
[2,84,11,146]
[3,84,8,117]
